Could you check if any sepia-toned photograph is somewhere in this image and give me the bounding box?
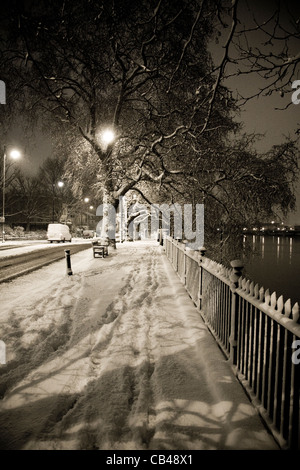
[0,0,299,459]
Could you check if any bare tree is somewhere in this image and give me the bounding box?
[37,155,73,223]
[217,0,300,108]
[0,0,238,243]
[0,0,298,245]
[11,174,44,230]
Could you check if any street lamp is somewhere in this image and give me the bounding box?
[80,197,94,229]
[102,129,115,145]
[98,127,116,151]
[52,180,64,223]
[2,145,21,242]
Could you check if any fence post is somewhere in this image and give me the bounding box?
[229,259,243,365]
[197,246,206,311]
[183,243,187,286]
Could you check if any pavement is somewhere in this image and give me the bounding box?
[0,239,281,450]
[158,248,280,450]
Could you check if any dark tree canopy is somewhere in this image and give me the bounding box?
[0,0,298,245]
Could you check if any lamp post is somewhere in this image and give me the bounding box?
[2,145,21,242]
[81,197,89,228]
[52,180,64,223]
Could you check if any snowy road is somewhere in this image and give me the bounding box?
[0,241,278,450]
[0,242,91,283]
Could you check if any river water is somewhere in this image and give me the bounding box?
[242,235,300,306]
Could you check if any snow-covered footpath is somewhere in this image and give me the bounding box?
[0,241,278,450]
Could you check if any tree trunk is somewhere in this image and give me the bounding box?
[100,183,119,249]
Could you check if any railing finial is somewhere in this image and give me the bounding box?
[199,246,206,257]
[230,259,244,289]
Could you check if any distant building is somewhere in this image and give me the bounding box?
[243,221,297,235]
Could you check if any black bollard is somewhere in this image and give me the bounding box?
[64,249,73,276]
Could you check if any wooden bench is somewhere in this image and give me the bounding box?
[92,240,109,258]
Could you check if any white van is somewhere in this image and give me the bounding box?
[47,223,72,243]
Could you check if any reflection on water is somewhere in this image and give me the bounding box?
[242,235,300,305]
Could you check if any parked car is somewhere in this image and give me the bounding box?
[47,223,72,243]
[82,229,94,239]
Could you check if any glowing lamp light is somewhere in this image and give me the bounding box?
[101,129,115,145]
[9,149,21,159]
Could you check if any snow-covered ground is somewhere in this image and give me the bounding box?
[0,240,278,450]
